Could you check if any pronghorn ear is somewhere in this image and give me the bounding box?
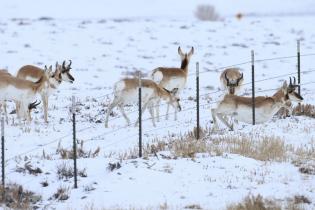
[282,81,288,93]
[178,47,184,56]
[55,62,59,69]
[188,47,194,56]
[44,65,48,70]
[49,65,53,71]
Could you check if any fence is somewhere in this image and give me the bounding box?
[1,41,315,206]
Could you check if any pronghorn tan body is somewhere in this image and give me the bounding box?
[220,68,244,95]
[0,73,47,121]
[151,46,194,121]
[16,61,74,122]
[211,78,303,131]
[105,78,181,127]
[0,69,12,123]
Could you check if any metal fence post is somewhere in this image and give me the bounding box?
[72,96,78,188]
[138,72,142,158]
[1,118,5,199]
[297,40,301,95]
[196,62,200,139]
[251,50,256,125]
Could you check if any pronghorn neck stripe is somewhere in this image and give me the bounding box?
[181,58,188,70]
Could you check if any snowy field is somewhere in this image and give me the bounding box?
[0,0,315,209]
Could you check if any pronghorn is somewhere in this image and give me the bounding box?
[0,69,12,123]
[151,46,194,121]
[16,60,74,122]
[220,68,244,95]
[0,72,48,122]
[104,78,181,128]
[211,78,303,131]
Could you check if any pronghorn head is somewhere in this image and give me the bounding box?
[44,64,62,86]
[178,47,194,69]
[164,88,182,112]
[284,77,303,102]
[60,60,75,83]
[224,69,243,94]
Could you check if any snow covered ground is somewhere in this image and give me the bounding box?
[0,0,315,209]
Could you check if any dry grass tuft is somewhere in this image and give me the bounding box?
[184,204,202,209]
[53,186,70,201]
[227,194,281,210]
[57,162,87,180]
[15,161,43,175]
[218,135,288,162]
[0,183,41,209]
[293,104,315,118]
[195,4,220,21]
[57,140,100,159]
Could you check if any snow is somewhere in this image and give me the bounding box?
[0,0,315,209]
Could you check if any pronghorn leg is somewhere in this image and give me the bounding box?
[42,93,48,123]
[118,104,131,126]
[165,103,170,120]
[104,97,120,128]
[148,104,156,127]
[174,106,177,121]
[217,113,233,131]
[211,108,219,131]
[156,100,160,122]
[135,102,150,127]
[16,101,21,119]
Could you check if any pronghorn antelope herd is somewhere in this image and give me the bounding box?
[0,47,304,131]
[0,60,74,124]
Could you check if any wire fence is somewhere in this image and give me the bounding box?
[2,50,315,209]
[4,52,315,162]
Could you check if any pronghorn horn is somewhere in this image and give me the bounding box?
[225,72,230,86]
[289,77,292,86]
[55,62,59,69]
[62,60,66,69]
[67,60,72,69]
[293,76,296,85]
[28,100,41,110]
[238,73,243,82]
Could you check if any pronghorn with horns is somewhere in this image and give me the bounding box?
[16,60,75,122]
[211,77,303,131]
[105,78,181,128]
[220,68,244,95]
[151,46,194,121]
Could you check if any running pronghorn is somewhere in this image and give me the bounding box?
[16,60,74,122]
[151,46,194,121]
[105,78,181,128]
[211,78,303,131]
[0,70,49,122]
[220,68,244,95]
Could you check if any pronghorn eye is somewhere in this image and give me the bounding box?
[177,99,180,102]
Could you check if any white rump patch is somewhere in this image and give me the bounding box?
[25,76,39,82]
[152,70,163,83]
[114,80,126,92]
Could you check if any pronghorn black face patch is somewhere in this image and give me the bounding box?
[180,57,189,69]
